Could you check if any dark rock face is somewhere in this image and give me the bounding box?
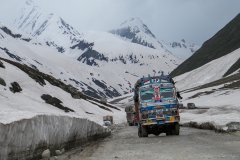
[92,78,107,89]
[20,38,31,42]
[77,49,108,66]
[60,18,72,32]
[0,26,22,38]
[109,27,136,39]
[171,42,182,48]
[0,77,6,86]
[70,40,94,50]
[110,54,139,65]
[80,81,101,99]
[9,82,22,93]
[28,72,46,86]
[0,47,22,62]
[29,64,38,70]
[223,58,240,77]
[0,60,5,68]
[69,78,83,86]
[109,27,155,49]
[41,94,74,112]
[104,86,121,98]
[45,41,65,53]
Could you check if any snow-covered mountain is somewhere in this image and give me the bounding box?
[0,22,182,99]
[11,1,182,70]
[12,0,84,54]
[72,30,181,68]
[109,17,200,60]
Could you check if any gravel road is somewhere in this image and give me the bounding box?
[56,125,240,160]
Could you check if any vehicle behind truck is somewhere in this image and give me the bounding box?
[103,115,113,126]
[134,74,180,137]
[125,105,137,126]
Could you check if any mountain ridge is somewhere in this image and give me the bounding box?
[109,17,200,60]
[170,13,240,77]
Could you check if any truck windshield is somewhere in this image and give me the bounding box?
[161,92,174,100]
[140,88,175,102]
[140,90,154,102]
[160,88,175,100]
[141,93,155,101]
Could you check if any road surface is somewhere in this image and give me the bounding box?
[57,125,240,160]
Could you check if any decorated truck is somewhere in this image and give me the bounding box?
[133,74,181,137]
[103,115,113,126]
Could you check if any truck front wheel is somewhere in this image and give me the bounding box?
[129,123,133,126]
[174,123,180,135]
[138,122,142,137]
[141,125,148,137]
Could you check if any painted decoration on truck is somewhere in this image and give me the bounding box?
[154,92,162,102]
[140,87,176,103]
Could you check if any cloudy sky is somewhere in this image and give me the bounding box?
[0,0,239,45]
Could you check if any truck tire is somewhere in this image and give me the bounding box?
[166,131,171,136]
[153,132,161,136]
[138,122,142,137]
[141,125,148,137]
[174,123,180,135]
[138,130,142,137]
[166,130,174,136]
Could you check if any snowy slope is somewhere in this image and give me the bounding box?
[109,17,200,60]
[174,48,240,91]
[0,60,125,124]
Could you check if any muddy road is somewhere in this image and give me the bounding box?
[57,126,240,160]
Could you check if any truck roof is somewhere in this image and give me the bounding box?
[134,74,175,89]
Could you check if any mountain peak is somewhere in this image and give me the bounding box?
[25,0,34,6]
[120,17,143,26]
[119,17,155,38]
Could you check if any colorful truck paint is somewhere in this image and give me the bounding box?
[134,75,180,137]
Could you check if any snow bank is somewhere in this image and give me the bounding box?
[0,115,110,160]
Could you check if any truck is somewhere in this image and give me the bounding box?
[133,74,181,137]
[125,105,137,126]
[103,115,113,126]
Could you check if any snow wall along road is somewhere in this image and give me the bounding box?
[0,115,110,160]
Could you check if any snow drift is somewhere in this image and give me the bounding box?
[0,115,110,160]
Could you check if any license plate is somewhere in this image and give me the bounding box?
[147,119,152,123]
[158,121,165,125]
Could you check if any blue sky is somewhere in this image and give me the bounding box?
[0,0,239,45]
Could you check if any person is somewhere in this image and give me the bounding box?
[155,93,162,102]
[175,86,182,99]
